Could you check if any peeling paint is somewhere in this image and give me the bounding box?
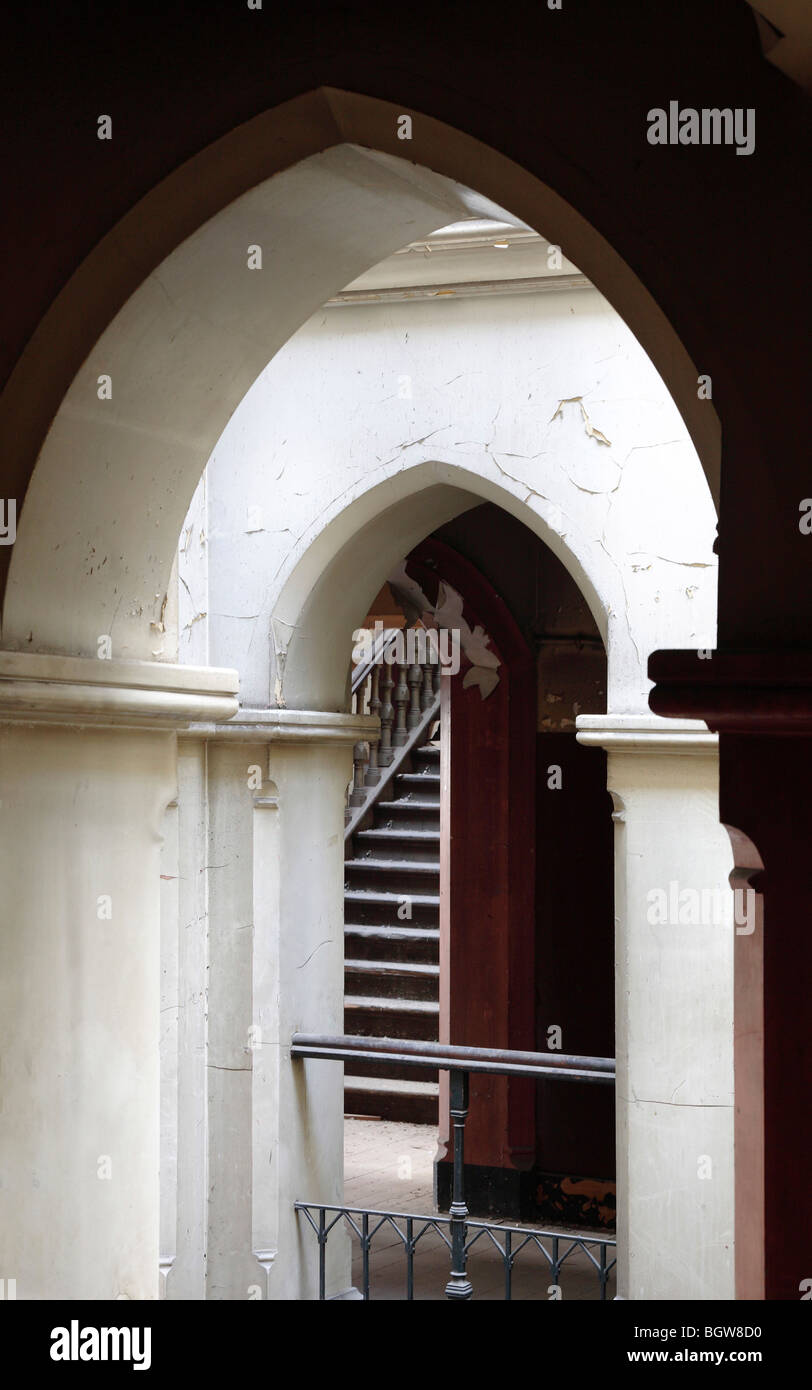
[550,395,612,447]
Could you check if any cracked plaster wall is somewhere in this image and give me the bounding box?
[180,283,717,714]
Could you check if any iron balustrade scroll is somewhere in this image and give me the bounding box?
[291,1033,616,1301]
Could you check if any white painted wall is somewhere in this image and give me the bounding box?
[180,279,718,713]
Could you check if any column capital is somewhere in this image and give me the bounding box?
[576,712,716,754]
[0,650,239,729]
[185,706,379,745]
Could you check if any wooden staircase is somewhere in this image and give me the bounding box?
[344,647,442,1124]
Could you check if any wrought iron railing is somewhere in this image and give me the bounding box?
[292,1033,616,1301]
[295,1201,616,1301]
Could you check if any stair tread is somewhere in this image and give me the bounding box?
[344,889,440,905]
[345,726,440,1120]
[345,924,440,941]
[345,959,439,977]
[357,828,440,840]
[347,857,439,872]
[377,800,440,812]
[344,1076,439,1097]
[345,994,440,1013]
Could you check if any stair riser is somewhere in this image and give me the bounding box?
[345,969,438,1002]
[343,1059,440,1084]
[355,836,440,863]
[345,865,440,895]
[345,897,438,928]
[395,778,441,803]
[376,809,441,833]
[344,1088,438,1125]
[412,748,441,765]
[344,1006,440,1042]
[345,933,439,965]
[344,733,441,1122]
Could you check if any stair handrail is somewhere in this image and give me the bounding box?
[346,628,442,841]
[351,626,401,698]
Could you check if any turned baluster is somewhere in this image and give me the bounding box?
[433,657,442,695]
[369,663,381,721]
[407,660,422,729]
[366,667,382,786]
[421,660,434,711]
[392,663,409,747]
[379,664,395,765]
[349,741,369,807]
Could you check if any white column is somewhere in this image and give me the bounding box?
[159,795,180,1297]
[577,714,735,1301]
[163,739,209,1300]
[0,652,238,1300]
[168,708,376,1301]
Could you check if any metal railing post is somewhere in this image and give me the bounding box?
[362,1211,370,1300]
[406,1216,414,1301]
[318,1207,326,1301]
[444,1067,473,1300]
[504,1229,512,1301]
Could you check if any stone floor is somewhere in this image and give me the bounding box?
[344,1118,616,1301]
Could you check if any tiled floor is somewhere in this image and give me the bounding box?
[344,1118,616,1301]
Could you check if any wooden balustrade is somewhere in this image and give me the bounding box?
[392,663,409,747]
[407,663,422,730]
[421,660,434,711]
[366,666,381,786]
[379,665,394,767]
[348,740,369,808]
[346,627,444,824]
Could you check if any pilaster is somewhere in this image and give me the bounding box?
[577,713,735,1301]
[0,652,238,1299]
[167,707,377,1300]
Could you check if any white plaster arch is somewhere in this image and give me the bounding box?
[1,89,721,668]
[1,146,529,660]
[266,462,612,712]
[190,280,718,714]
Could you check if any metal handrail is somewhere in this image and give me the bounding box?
[295,1199,617,1235]
[290,1032,615,1084]
[293,1031,616,1299]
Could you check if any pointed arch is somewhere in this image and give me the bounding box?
[1,90,719,664]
